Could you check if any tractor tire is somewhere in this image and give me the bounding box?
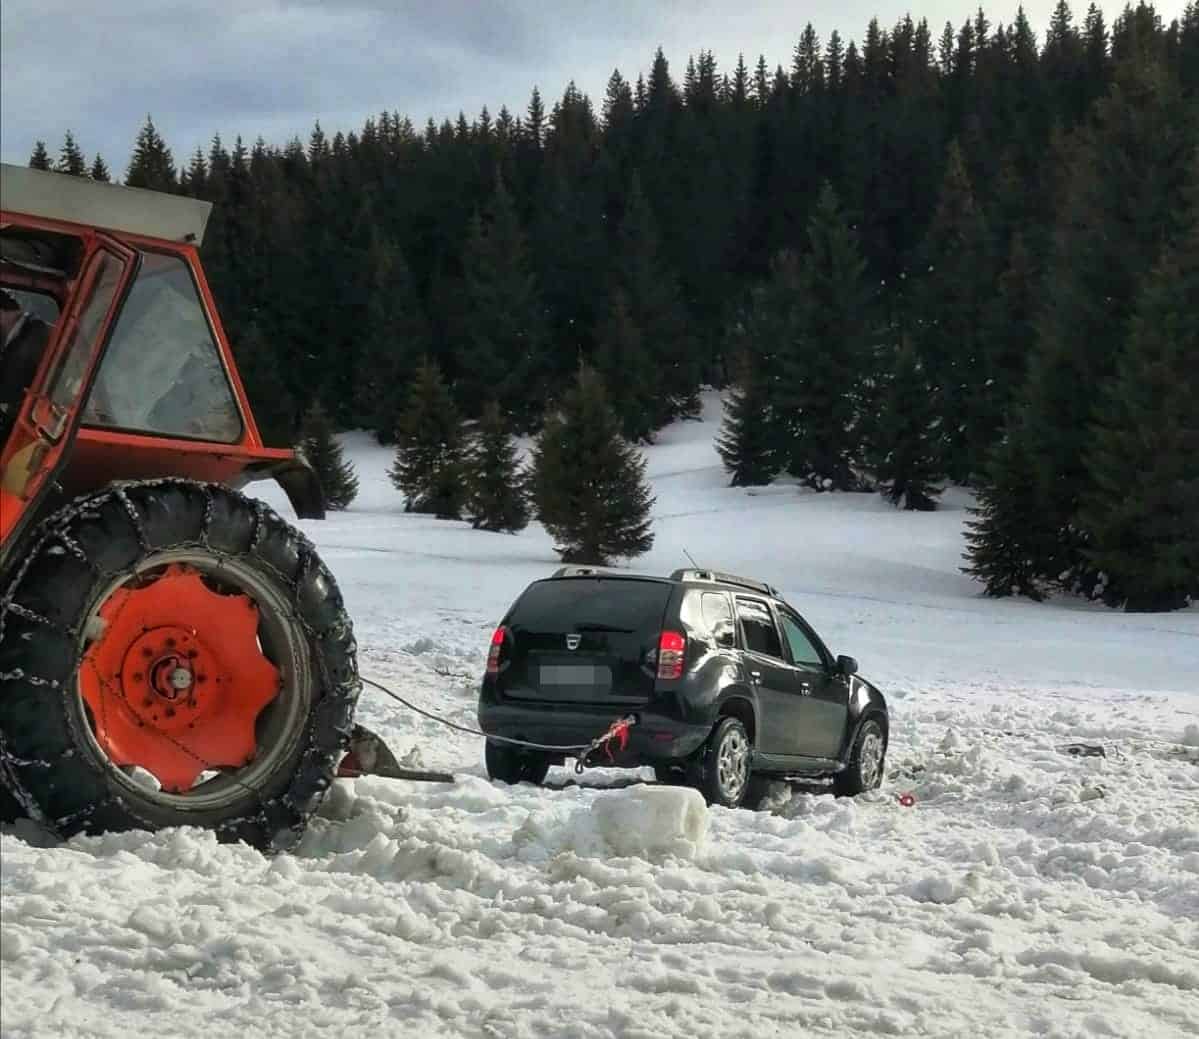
[0,480,359,851]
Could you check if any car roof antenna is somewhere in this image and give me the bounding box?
[682,547,701,569]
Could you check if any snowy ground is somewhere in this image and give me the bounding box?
[2,392,1197,1038]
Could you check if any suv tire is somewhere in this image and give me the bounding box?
[833,717,887,796]
[485,740,551,786]
[697,717,752,808]
[653,763,687,785]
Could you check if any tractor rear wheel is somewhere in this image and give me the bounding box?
[0,480,359,851]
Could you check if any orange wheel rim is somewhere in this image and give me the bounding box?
[78,563,282,793]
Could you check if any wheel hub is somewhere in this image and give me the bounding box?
[79,564,282,792]
[718,729,749,799]
[131,627,202,713]
[860,732,884,788]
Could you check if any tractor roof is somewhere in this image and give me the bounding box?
[0,162,212,247]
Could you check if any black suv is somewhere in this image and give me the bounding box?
[477,567,889,807]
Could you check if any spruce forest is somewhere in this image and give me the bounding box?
[26,1,1198,610]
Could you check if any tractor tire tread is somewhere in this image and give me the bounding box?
[0,479,359,850]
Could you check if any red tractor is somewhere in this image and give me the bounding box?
[0,162,390,850]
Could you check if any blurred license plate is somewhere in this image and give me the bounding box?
[540,664,610,686]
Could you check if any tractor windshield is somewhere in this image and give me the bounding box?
[83,252,242,443]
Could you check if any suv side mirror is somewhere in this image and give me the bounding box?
[713,621,736,649]
[836,654,858,676]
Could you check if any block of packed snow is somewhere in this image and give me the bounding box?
[590,786,708,859]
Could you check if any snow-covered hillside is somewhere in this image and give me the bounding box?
[2,392,1197,1038]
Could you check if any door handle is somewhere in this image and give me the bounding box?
[799,683,812,696]
[749,670,762,685]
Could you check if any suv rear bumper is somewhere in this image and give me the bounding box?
[478,699,711,765]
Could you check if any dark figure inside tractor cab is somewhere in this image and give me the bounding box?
[0,289,54,441]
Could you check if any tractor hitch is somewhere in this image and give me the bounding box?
[337,724,455,784]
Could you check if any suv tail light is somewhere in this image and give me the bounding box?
[657,630,686,680]
[487,626,507,674]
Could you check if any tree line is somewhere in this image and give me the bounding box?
[25,1,1199,609]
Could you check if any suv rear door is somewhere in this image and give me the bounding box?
[496,576,673,705]
[733,595,806,756]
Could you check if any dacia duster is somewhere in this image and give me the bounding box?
[478,567,889,807]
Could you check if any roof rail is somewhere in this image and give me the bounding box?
[668,568,778,596]
[549,565,625,579]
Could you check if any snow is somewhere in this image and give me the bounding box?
[3,391,1198,1038]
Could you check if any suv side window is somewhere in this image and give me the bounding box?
[736,597,783,659]
[700,592,734,642]
[778,609,824,668]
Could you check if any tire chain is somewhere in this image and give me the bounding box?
[0,478,361,849]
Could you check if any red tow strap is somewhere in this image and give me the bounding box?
[604,717,633,760]
[574,714,638,773]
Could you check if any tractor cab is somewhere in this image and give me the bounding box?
[0,163,321,565]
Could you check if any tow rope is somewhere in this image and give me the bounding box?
[360,676,637,773]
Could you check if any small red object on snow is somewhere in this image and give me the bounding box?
[898,793,916,807]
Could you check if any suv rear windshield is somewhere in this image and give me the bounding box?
[509,578,672,635]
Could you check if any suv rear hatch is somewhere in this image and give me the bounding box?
[496,577,673,704]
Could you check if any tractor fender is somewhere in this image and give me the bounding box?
[237,452,326,520]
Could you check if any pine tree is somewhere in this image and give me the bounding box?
[999,61,1193,593]
[979,231,1039,444]
[464,402,531,533]
[532,365,655,564]
[181,148,208,196]
[774,183,873,491]
[716,349,780,486]
[354,237,429,444]
[455,175,549,428]
[1076,197,1199,611]
[594,288,657,442]
[734,250,801,449]
[389,358,467,518]
[28,141,51,170]
[125,115,177,191]
[56,132,87,176]
[963,418,1053,600]
[909,141,994,483]
[233,322,296,447]
[89,154,111,182]
[608,172,694,433]
[298,401,359,511]
[870,338,944,510]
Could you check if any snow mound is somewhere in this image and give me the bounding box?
[515,786,708,863]
[1183,723,1199,748]
[593,786,708,858]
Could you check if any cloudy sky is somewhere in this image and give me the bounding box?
[1,1,1183,173]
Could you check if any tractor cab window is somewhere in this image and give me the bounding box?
[84,252,242,443]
